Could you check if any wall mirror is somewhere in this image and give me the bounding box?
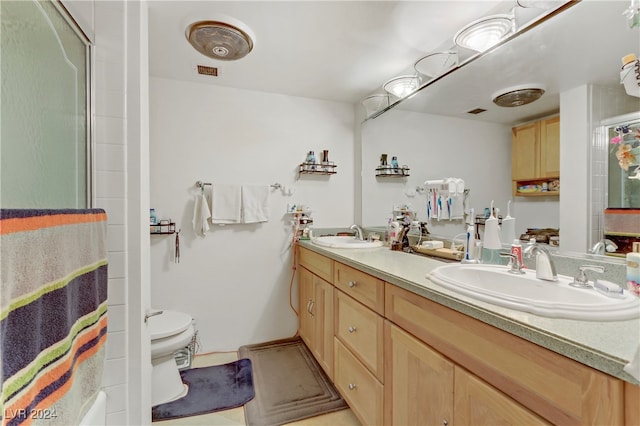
[359,0,640,258]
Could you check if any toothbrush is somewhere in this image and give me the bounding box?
[426,190,432,222]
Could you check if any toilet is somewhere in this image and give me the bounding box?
[149,310,195,406]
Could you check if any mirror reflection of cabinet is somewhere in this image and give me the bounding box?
[512,116,560,197]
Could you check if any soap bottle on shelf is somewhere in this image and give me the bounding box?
[150,208,158,225]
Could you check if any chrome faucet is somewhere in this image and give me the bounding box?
[499,252,525,275]
[350,224,364,240]
[569,265,605,288]
[589,239,618,255]
[523,242,558,281]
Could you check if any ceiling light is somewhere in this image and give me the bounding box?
[492,85,546,107]
[383,75,421,98]
[454,14,513,52]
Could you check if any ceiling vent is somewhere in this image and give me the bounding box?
[492,85,546,107]
[467,108,487,115]
[186,20,254,61]
[196,65,218,76]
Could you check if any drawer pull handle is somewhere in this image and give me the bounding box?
[348,281,357,288]
[443,421,448,426]
[348,383,357,390]
[348,326,357,333]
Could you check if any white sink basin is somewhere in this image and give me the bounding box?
[428,264,640,321]
[311,235,384,249]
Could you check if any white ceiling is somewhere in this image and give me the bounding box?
[148,1,640,124]
[148,1,507,103]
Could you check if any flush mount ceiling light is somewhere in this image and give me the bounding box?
[454,14,514,52]
[383,75,421,98]
[492,85,546,107]
[186,20,254,61]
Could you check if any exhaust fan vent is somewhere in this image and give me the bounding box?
[186,20,254,61]
[467,108,487,115]
[197,65,218,76]
[492,85,545,107]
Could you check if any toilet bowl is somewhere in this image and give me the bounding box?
[149,310,195,406]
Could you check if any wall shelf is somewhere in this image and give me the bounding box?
[150,222,176,234]
[298,162,337,175]
[376,166,410,177]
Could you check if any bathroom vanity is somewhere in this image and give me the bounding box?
[296,242,640,425]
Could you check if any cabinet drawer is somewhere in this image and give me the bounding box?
[335,289,384,380]
[334,262,384,314]
[334,338,383,426]
[385,283,624,425]
[298,246,333,283]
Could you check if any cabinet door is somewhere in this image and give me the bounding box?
[298,267,314,349]
[454,367,550,426]
[384,322,454,426]
[512,121,539,180]
[312,275,334,379]
[539,116,560,178]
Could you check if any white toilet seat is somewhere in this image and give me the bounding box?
[149,310,193,339]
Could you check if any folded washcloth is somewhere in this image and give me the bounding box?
[192,192,211,236]
[211,184,242,224]
[624,343,640,381]
[242,185,270,223]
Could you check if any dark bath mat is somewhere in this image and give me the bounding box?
[152,358,254,421]
[239,336,348,426]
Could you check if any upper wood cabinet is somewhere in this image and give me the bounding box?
[512,116,560,196]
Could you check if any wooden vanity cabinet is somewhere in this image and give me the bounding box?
[512,115,560,196]
[385,283,624,425]
[298,247,632,425]
[297,247,334,378]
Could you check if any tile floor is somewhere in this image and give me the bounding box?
[155,351,360,426]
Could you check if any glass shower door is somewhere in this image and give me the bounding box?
[606,113,640,208]
[1,0,91,208]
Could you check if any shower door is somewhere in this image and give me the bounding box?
[1,0,92,208]
[606,112,640,208]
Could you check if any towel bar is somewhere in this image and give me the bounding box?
[196,180,282,189]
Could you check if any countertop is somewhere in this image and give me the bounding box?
[297,240,640,385]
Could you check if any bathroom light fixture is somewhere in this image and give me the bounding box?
[492,84,546,107]
[383,75,421,98]
[186,20,255,61]
[361,94,390,116]
[453,14,513,52]
[414,51,458,78]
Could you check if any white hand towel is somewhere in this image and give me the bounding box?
[242,185,270,223]
[624,343,640,381]
[192,193,211,236]
[210,184,242,224]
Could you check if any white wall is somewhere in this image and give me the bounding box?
[360,108,559,240]
[149,77,355,352]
